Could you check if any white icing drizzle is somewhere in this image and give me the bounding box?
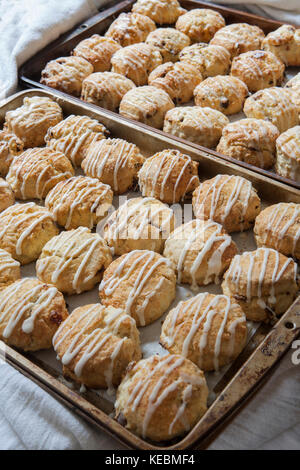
[0,249,19,274]
[276,127,300,179]
[5,97,61,131]
[255,88,297,131]
[112,44,158,86]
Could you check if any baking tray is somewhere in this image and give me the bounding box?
[0,89,300,450]
[19,0,300,191]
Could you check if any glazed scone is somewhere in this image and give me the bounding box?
[53,304,141,389]
[103,197,175,255]
[81,72,135,111]
[244,87,299,133]
[0,278,68,351]
[81,138,145,194]
[0,249,20,290]
[176,8,225,43]
[192,175,261,233]
[36,227,112,295]
[163,220,237,288]
[193,75,249,115]
[132,0,186,25]
[115,354,208,442]
[160,293,247,371]
[179,43,231,78]
[145,28,190,63]
[262,25,300,66]
[211,23,265,58]
[111,43,162,86]
[217,118,280,169]
[231,50,285,92]
[119,86,174,129]
[285,73,300,111]
[148,61,202,104]
[0,130,24,177]
[0,203,58,264]
[222,247,298,322]
[105,12,156,46]
[4,96,63,148]
[138,149,199,204]
[6,148,74,200]
[0,179,14,213]
[163,106,229,148]
[45,176,113,230]
[45,114,109,167]
[40,56,94,96]
[275,126,300,181]
[72,35,121,72]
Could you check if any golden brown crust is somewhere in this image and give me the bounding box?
[0,249,20,290]
[132,0,186,25]
[72,35,121,72]
[211,23,265,58]
[176,8,225,43]
[262,25,300,66]
[105,12,156,46]
[179,43,231,78]
[275,126,300,181]
[0,179,14,213]
[0,130,24,177]
[145,28,190,63]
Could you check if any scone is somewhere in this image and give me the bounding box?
[176,8,225,43]
[45,114,109,167]
[254,203,300,261]
[222,247,298,322]
[40,56,94,96]
[138,149,199,204]
[4,96,63,148]
[0,249,20,290]
[163,106,229,148]
[163,220,237,288]
[217,118,280,169]
[146,28,190,63]
[103,197,175,255]
[45,176,113,230]
[0,278,68,351]
[148,61,202,104]
[231,50,285,92]
[115,354,208,442]
[244,87,299,133]
[81,72,135,111]
[262,25,300,66]
[53,304,141,389]
[179,43,231,78]
[0,179,14,213]
[275,126,300,180]
[81,138,145,194]
[192,175,261,233]
[193,75,249,115]
[36,227,112,295]
[285,73,300,111]
[72,35,121,72]
[0,203,58,264]
[111,43,162,86]
[105,12,156,46]
[132,0,186,25]
[160,293,247,371]
[0,130,24,177]
[210,23,265,58]
[119,86,174,129]
[6,148,74,200]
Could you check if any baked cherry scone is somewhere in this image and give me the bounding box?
[45,176,113,230]
[231,50,285,92]
[81,138,145,194]
[192,175,261,233]
[163,219,237,288]
[105,12,156,46]
[103,197,175,255]
[262,25,300,66]
[115,354,208,442]
[53,304,141,389]
[0,203,58,264]
[6,148,74,200]
[176,8,225,43]
[111,43,162,86]
[275,126,300,181]
[4,97,63,148]
[179,43,231,78]
[211,23,265,58]
[146,28,190,63]
[81,72,135,111]
[132,0,186,25]
[148,61,202,104]
[0,249,20,290]
[138,149,199,204]
[36,227,112,295]
[160,293,247,371]
[0,130,24,177]
[163,106,229,148]
[0,278,68,351]
[72,35,121,72]
[40,56,94,96]
[222,247,298,322]
[119,86,174,129]
[217,118,280,169]
[0,179,14,213]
